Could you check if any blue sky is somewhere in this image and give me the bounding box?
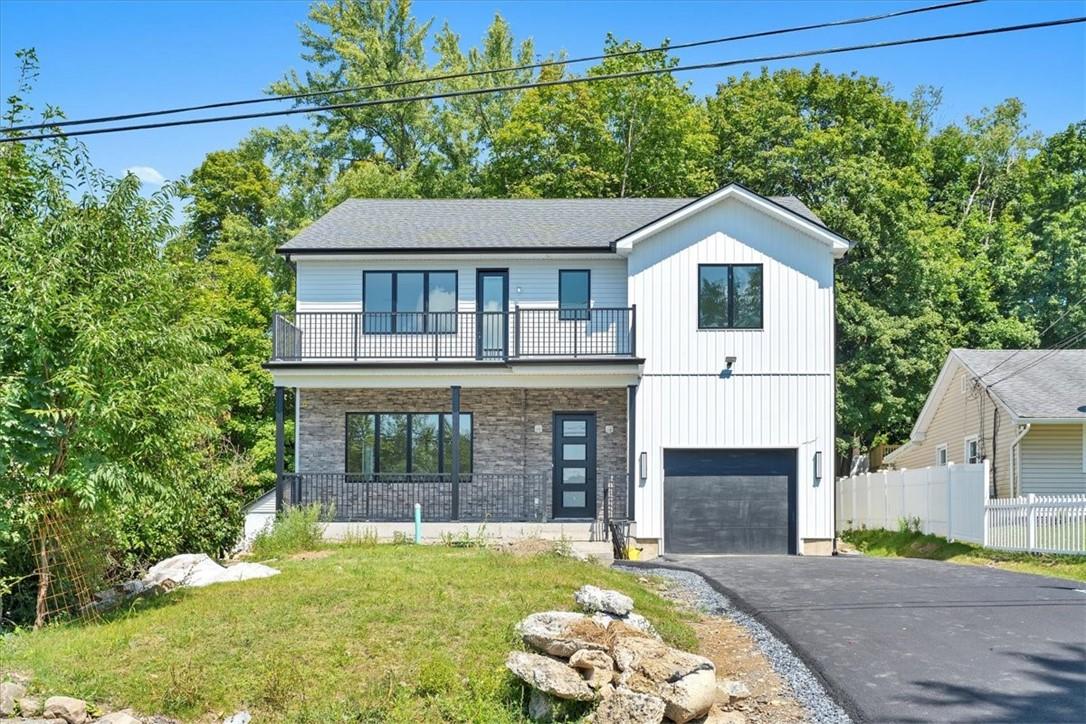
[1,0,1083,194]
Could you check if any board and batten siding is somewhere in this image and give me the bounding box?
[295,257,628,312]
[1020,424,1086,495]
[890,362,1017,497]
[626,197,836,549]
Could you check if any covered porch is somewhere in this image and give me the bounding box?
[272,377,637,530]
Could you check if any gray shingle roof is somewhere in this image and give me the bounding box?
[955,349,1086,420]
[278,194,825,252]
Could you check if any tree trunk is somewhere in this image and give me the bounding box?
[34,532,49,628]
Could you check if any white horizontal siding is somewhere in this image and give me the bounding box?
[627,196,836,546]
[1021,424,1086,495]
[296,257,628,312]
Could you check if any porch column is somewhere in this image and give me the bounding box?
[451,385,461,520]
[274,385,285,512]
[627,384,637,521]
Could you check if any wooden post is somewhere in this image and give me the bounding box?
[451,385,461,521]
[274,386,285,512]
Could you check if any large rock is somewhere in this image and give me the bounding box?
[0,682,25,716]
[96,711,141,724]
[569,649,614,689]
[693,708,747,724]
[611,636,716,723]
[143,554,278,589]
[527,689,556,722]
[592,686,666,724]
[506,652,596,702]
[592,611,659,637]
[42,696,88,724]
[516,611,610,657]
[574,585,634,616]
[16,697,43,717]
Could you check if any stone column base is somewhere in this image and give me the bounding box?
[801,538,834,556]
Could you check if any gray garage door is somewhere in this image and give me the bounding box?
[663,449,797,554]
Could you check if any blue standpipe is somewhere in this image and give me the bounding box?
[414,503,422,544]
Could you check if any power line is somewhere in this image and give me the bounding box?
[977,291,1086,380]
[3,0,985,134]
[985,327,1086,388]
[3,15,1083,144]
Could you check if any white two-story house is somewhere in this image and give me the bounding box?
[264,183,851,555]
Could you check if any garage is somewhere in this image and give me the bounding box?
[663,449,797,554]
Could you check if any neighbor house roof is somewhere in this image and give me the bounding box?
[277,185,829,254]
[953,349,1086,421]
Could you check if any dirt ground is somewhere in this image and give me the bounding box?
[644,576,810,724]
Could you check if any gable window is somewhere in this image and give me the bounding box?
[964,436,980,464]
[346,412,472,475]
[935,444,948,466]
[559,269,591,321]
[698,264,763,329]
[363,271,457,334]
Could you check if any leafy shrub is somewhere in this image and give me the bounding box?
[250,505,325,559]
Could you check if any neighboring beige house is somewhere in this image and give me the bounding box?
[886,349,1086,498]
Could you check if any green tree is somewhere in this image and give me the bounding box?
[1019,122,1086,345]
[0,54,249,624]
[181,147,280,259]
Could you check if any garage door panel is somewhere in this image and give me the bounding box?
[663,450,797,555]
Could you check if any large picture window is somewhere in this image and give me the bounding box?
[698,264,763,329]
[346,412,472,475]
[559,269,591,321]
[363,271,457,334]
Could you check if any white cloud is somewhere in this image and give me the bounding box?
[125,165,166,186]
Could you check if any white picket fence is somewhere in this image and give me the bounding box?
[837,461,1086,554]
[986,495,1086,554]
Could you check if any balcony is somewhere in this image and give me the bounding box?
[269,307,637,363]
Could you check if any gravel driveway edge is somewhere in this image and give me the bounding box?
[617,561,854,724]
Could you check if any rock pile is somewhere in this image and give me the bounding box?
[506,585,747,723]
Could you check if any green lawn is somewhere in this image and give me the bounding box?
[841,528,1086,582]
[0,545,696,722]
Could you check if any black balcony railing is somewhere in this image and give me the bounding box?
[277,471,630,526]
[269,307,636,362]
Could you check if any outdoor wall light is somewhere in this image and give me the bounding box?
[639,451,648,482]
[533,424,543,434]
[725,355,737,369]
[814,451,823,481]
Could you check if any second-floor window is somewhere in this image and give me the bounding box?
[363,271,457,334]
[698,264,763,330]
[559,269,591,321]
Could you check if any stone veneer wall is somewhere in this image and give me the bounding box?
[296,387,628,520]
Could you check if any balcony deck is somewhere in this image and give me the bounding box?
[269,308,637,363]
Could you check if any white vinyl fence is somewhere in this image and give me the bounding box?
[838,462,1086,554]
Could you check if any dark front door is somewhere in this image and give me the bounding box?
[663,449,797,554]
[476,270,508,359]
[553,413,596,518]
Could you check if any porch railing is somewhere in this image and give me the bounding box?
[278,471,630,526]
[269,307,636,362]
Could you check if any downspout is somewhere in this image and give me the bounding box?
[1009,423,1031,497]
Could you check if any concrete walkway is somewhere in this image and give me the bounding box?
[652,555,1086,723]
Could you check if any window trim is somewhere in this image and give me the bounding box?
[362,270,459,335]
[558,269,591,321]
[964,435,980,465]
[697,263,764,330]
[935,443,948,466]
[344,411,474,474]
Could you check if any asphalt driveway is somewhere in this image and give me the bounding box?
[655,555,1086,723]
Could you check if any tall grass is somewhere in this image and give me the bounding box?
[250,505,325,559]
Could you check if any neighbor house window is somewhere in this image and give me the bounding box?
[363,271,457,334]
[964,436,980,464]
[698,264,763,329]
[346,412,472,474]
[935,444,948,466]
[559,269,591,321]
